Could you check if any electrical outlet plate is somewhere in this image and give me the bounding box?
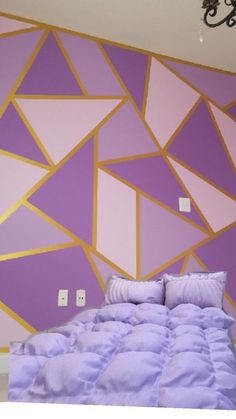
[58,289,68,307]
[178,197,191,213]
[76,289,86,307]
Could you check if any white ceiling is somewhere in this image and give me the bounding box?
[0,0,236,73]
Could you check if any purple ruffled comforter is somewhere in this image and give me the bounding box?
[8,303,236,409]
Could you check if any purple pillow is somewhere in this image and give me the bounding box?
[163,271,227,309]
[104,275,164,305]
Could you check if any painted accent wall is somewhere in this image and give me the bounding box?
[0,13,236,351]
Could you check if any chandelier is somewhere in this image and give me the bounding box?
[202,0,236,27]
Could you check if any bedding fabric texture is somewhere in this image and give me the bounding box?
[8,302,236,409]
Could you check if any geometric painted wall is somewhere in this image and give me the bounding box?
[0,13,236,351]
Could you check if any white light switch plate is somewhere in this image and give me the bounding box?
[76,289,86,307]
[58,289,68,307]
[178,197,191,213]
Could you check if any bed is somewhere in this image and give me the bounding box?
[8,272,236,409]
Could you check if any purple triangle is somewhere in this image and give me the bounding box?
[162,58,236,107]
[29,138,94,244]
[227,104,236,119]
[105,156,207,229]
[168,101,236,196]
[17,32,83,95]
[0,103,48,164]
[102,43,148,110]
[0,246,104,330]
[196,226,236,303]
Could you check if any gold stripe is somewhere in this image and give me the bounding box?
[167,152,236,202]
[224,291,236,310]
[163,97,202,151]
[0,347,9,353]
[136,192,140,279]
[0,242,80,262]
[99,165,210,235]
[0,30,49,118]
[0,300,36,334]
[92,134,99,248]
[0,148,51,170]
[52,30,88,96]
[180,256,189,274]
[99,151,161,165]
[163,154,214,235]
[224,98,236,110]
[190,252,209,271]
[0,11,235,76]
[142,55,151,117]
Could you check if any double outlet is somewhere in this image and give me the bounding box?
[58,289,86,307]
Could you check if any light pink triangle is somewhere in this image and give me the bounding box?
[183,255,206,273]
[145,58,199,147]
[0,307,31,347]
[223,297,236,341]
[0,154,48,218]
[169,157,236,232]
[0,16,35,35]
[209,103,236,167]
[140,196,207,277]
[90,252,125,284]
[16,98,122,164]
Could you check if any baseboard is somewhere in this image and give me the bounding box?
[0,353,9,374]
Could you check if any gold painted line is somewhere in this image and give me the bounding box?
[97,42,162,151]
[0,347,9,353]
[163,97,202,151]
[136,192,140,279]
[167,152,236,202]
[53,30,89,96]
[224,98,236,110]
[14,94,125,100]
[83,246,106,291]
[0,26,40,39]
[99,151,161,165]
[180,255,189,274]
[23,201,82,241]
[0,148,51,170]
[0,300,37,334]
[157,58,226,112]
[225,291,236,310]
[0,30,49,118]
[0,242,80,262]
[163,154,214,235]
[99,165,211,235]
[206,100,236,173]
[143,222,236,280]
[1,10,236,76]
[190,252,209,271]
[12,99,56,167]
[142,55,151,117]
[92,134,99,249]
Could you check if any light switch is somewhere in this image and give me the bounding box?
[178,197,191,213]
[76,289,86,307]
[58,289,68,307]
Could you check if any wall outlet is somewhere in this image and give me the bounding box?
[178,197,191,213]
[76,289,86,307]
[58,289,68,307]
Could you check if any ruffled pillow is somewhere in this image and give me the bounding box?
[104,275,164,305]
[163,271,227,309]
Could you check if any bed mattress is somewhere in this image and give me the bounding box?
[8,302,236,409]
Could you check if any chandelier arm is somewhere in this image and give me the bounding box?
[203,5,236,27]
